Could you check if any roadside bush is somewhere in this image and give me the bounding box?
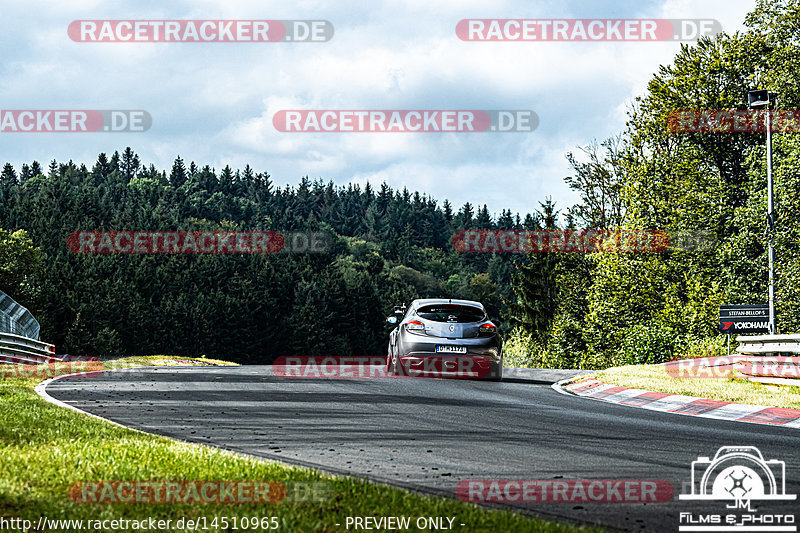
[682,335,728,360]
[502,328,538,368]
[546,314,586,369]
[577,349,612,370]
[502,328,565,368]
[614,323,679,366]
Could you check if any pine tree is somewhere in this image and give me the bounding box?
[443,199,453,222]
[93,153,112,181]
[31,161,43,177]
[241,164,254,194]
[457,202,474,229]
[498,209,514,229]
[1,163,17,188]
[20,164,32,183]
[109,151,121,174]
[508,199,560,336]
[121,147,140,182]
[169,156,187,188]
[219,165,234,194]
[376,182,392,214]
[476,204,493,228]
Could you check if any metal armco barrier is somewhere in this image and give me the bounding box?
[0,289,58,365]
[736,334,800,386]
[0,289,41,340]
[0,331,58,365]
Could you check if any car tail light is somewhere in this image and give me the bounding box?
[479,322,497,336]
[405,320,425,332]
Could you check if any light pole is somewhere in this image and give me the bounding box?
[748,89,778,334]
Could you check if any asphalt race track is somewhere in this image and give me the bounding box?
[45,366,800,532]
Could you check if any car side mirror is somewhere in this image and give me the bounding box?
[386,316,398,324]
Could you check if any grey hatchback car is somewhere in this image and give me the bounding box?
[386,298,503,381]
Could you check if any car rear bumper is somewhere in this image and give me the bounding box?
[393,331,503,380]
[394,353,502,379]
[398,335,501,356]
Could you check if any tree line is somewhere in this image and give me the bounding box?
[0,151,553,362]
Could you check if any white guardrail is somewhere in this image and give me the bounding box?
[0,331,58,365]
[735,334,800,386]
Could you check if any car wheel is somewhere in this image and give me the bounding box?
[487,366,503,382]
[386,349,396,376]
[390,354,405,377]
[386,345,397,376]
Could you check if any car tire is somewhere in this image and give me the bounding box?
[385,354,393,375]
[392,354,405,377]
[487,366,503,382]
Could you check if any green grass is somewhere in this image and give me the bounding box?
[100,354,241,368]
[0,358,600,532]
[593,364,800,410]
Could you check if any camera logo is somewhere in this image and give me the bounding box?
[680,446,794,502]
[678,447,795,532]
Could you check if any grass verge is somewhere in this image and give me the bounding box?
[593,364,800,410]
[1,357,600,532]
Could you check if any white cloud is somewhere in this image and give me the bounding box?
[0,0,757,217]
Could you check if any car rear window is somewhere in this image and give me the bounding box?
[416,305,486,323]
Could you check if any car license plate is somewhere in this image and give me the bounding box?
[436,345,467,354]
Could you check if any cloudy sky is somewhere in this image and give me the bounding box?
[0,0,755,217]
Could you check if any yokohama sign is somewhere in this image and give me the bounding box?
[719,304,769,334]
